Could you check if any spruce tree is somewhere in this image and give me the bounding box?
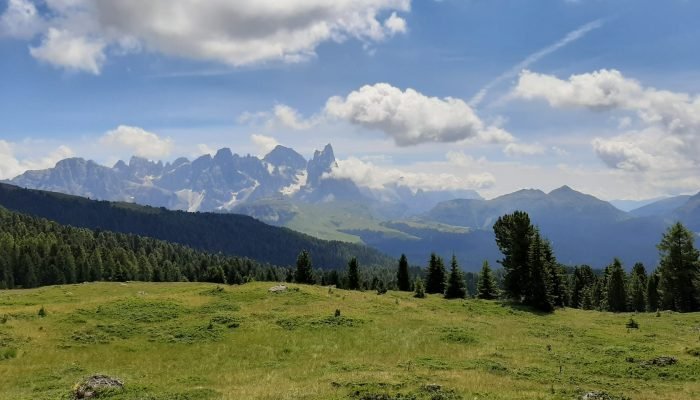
[425,253,446,294]
[628,262,647,312]
[477,261,499,300]
[646,272,660,311]
[526,230,555,312]
[347,257,360,290]
[493,211,533,301]
[444,255,467,299]
[570,265,596,309]
[580,285,594,310]
[396,254,411,291]
[657,222,700,312]
[294,250,315,284]
[606,259,628,312]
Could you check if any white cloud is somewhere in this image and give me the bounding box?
[384,12,407,35]
[503,142,546,157]
[326,156,495,191]
[268,105,317,130]
[513,69,700,173]
[325,83,508,146]
[0,140,74,179]
[100,125,173,159]
[29,28,106,74]
[5,0,410,73]
[0,0,43,38]
[250,134,279,156]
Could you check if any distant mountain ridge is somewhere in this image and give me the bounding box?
[8,143,480,217]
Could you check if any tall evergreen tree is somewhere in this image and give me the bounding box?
[294,250,315,284]
[646,272,660,311]
[444,255,467,299]
[396,254,411,292]
[526,230,555,312]
[570,265,596,309]
[493,211,533,301]
[347,257,360,290]
[414,278,426,298]
[657,222,700,312]
[606,259,628,312]
[628,262,647,312]
[477,261,499,300]
[425,253,446,294]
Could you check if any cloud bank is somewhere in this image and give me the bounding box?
[0,0,410,73]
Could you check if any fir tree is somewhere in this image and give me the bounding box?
[444,255,467,299]
[606,259,628,312]
[424,253,446,294]
[646,272,660,311]
[526,230,555,312]
[294,250,315,284]
[396,254,411,291]
[657,222,700,312]
[493,211,533,301]
[347,257,360,290]
[476,261,499,300]
[628,262,647,312]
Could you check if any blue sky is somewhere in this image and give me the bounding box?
[1,0,699,200]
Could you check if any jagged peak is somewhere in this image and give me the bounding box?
[214,147,234,161]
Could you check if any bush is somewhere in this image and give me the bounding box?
[335,309,341,318]
[38,307,47,318]
[625,318,639,329]
[414,278,426,299]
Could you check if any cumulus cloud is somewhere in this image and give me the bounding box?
[0,0,43,38]
[29,28,106,74]
[325,83,509,146]
[100,125,173,159]
[0,140,74,179]
[326,156,495,191]
[513,69,700,173]
[1,0,410,73]
[250,134,280,156]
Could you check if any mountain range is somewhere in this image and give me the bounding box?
[5,144,699,270]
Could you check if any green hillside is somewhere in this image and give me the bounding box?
[1,282,698,399]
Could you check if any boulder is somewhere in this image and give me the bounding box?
[74,375,124,399]
[268,285,288,293]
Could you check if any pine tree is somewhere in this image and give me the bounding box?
[628,262,647,312]
[294,250,315,284]
[396,254,411,291]
[425,253,446,294]
[657,222,700,312]
[493,211,533,301]
[646,272,660,311]
[526,230,555,312]
[606,259,628,312]
[580,285,594,310]
[477,261,499,300]
[444,255,467,299]
[347,257,360,290]
[570,265,596,309]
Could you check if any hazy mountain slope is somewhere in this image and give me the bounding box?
[0,183,394,268]
[629,195,693,218]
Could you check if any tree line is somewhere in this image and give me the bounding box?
[296,210,699,314]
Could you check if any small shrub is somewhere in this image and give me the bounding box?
[414,279,426,299]
[625,318,639,329]
[0,314,8,324]
[334,309,341,318]
[37,307,47,318]
[0,348,17,360]
[685,347,700,357]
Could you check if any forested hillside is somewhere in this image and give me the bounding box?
[0,206,285,289]
[0,184,393,269]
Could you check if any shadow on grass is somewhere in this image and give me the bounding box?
[499,301,554,316]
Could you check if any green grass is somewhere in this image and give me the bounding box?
[0,282,699,399]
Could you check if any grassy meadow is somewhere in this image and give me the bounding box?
[0,281,699,400]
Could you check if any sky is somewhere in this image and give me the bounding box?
[1,0,699,200]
